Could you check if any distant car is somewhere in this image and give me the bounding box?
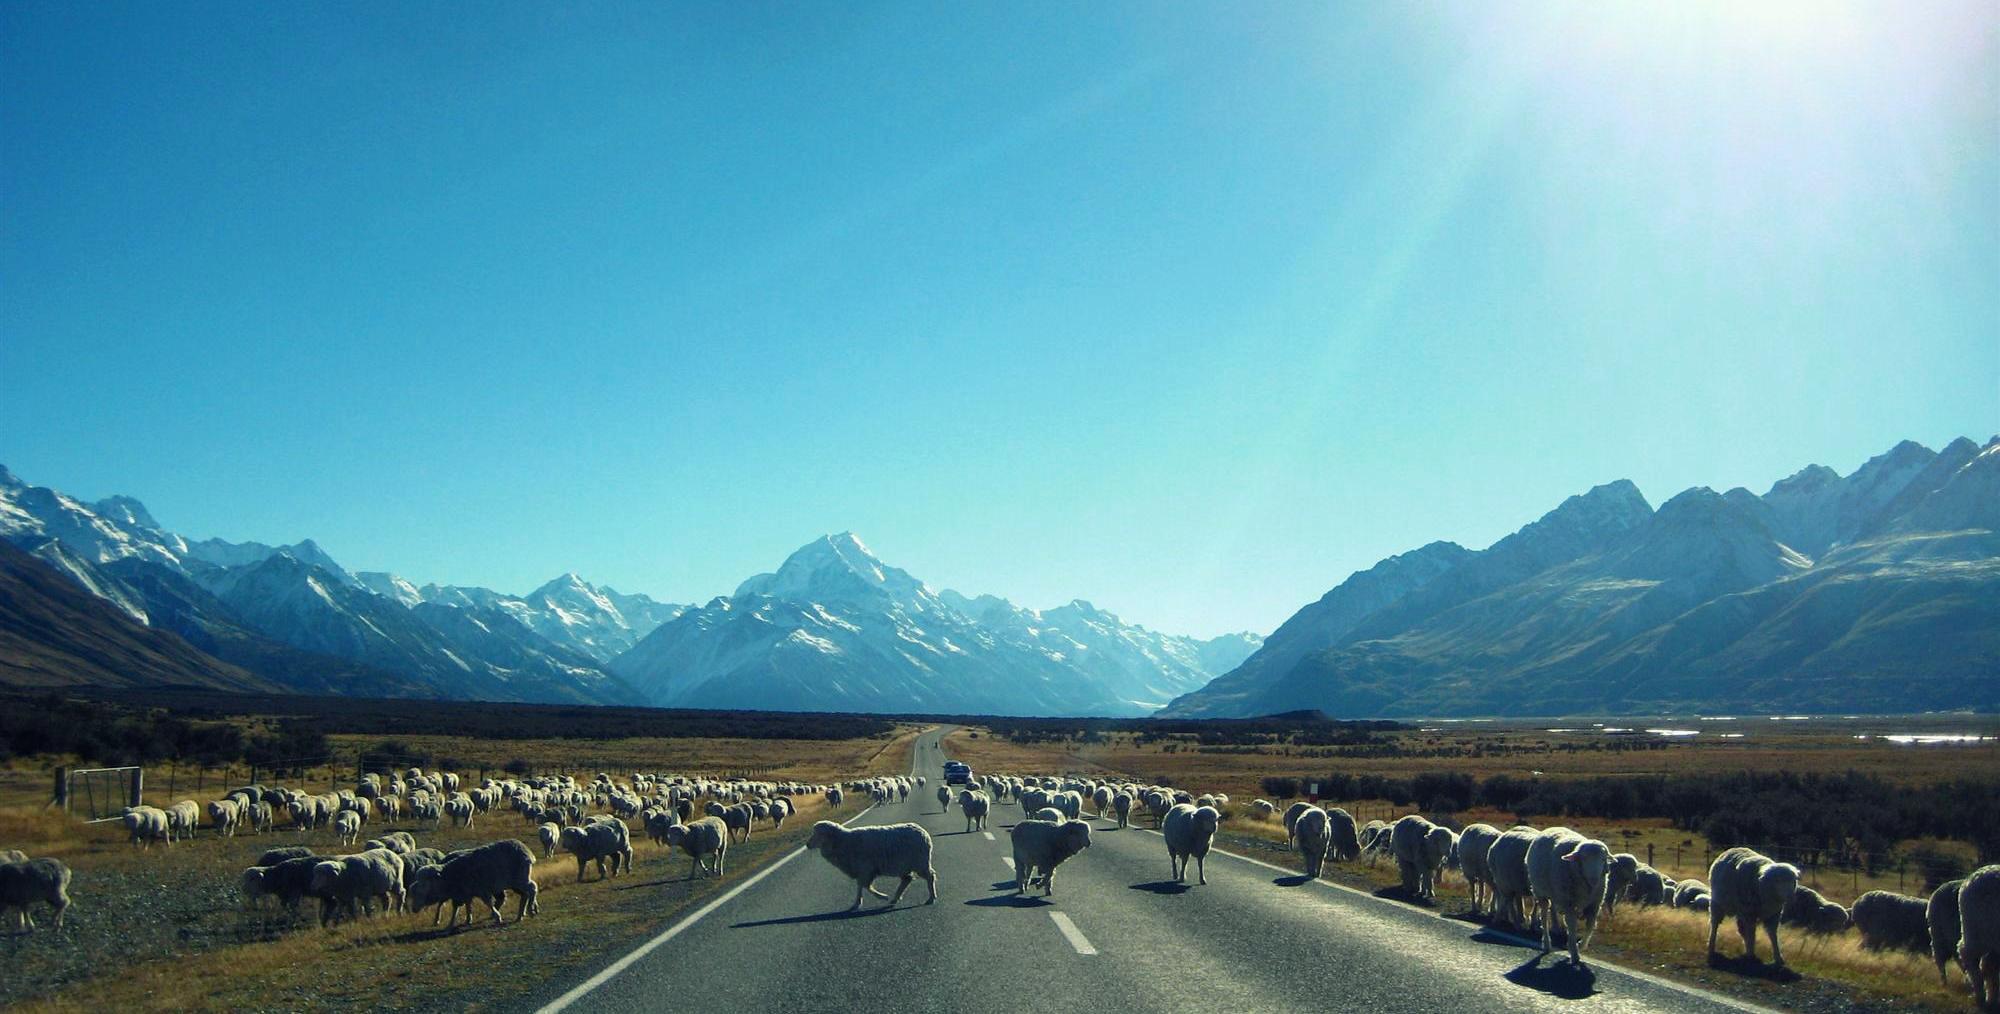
[943,762,971,785]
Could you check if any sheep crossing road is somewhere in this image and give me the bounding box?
[535,729,1762,1014]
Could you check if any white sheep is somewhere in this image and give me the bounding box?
[1603,852,1639,919]
[1486,826,1539,930]
[959,790,990,832]
[1324,807,1362,863]
[1706,846,1800,966]
[538,822,561,859]
[1282,802,1314,844]
[1162,804,1220,885]
[560,819,634,882]
[308,848,405,926]
[665,817,728,880]
[805,821,937,910]
[1112,792,1133,829]
[1292,807,1331,878]
[0,856,71,931]
[1673,878,1710,910]
[1457,823,1503,917]
[1852,889,1930,953]
[207,799,240,837]
[122,806,171,849]
[1390,814,1453,901]
[1928,878,1965,987]
[1011,819,1092,897]
[165,800,199,841]
[333,810,362,847]
[407,838,539,928]
[1526,828,1610,966]
[936,785,952,812]
[1958,865,2000,1007]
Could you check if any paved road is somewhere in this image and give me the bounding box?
[540,727,1762,1014]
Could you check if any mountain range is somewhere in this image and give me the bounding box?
[1162,436,2000,718]
[0,466,1258,714]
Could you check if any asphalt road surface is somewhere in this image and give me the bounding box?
[538,727,1765,1014]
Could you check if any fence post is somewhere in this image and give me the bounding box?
[53,766,68,810]
[1646,844,1654,868]
[132,767,144,809]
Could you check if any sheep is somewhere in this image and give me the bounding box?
[1030,807,1065,823]
[1292,807,1331,878]
[664,817,728,880]
[1457,823,1503,917]
[1010,818,1092,897]
[560,820,634,882]
[1250,799,1277,819]
[1783,885,1852,937]
[1852,889,1931,953]
[0,857,71,931]
[1092,786,1113,817]
[1391,815,1453,901]
[247,800,274,833]
[1526,829,1610,966]
[122,805,171,848]
[1018,788,1051,816]
[240,856,323,916]
[207,799,240,837]
[1324,807,1362,863]
[1627,864,1671,907]
[1674,878,1710,910]
[768,797,793,830]
[1359,819,1393,865]
[959,790,990,832]
[1112,792,1133,829]
[1958,865,2000,1008]
[406,839,539,929]
[720,803,754,844]
[538,822,562,859]
[256,845,315,867]
[308,848,406,926]
[937,786,952,812]
[165,800,200,841]
[804,821,938,910]
[1928,879,1965,987]
[826,787,844,806]
[1050,791,1082,822]
[333,810,362,847]
[1162,804,1220,885]
[1706,846,1800,966]
[1603,853,1639,919]
[1282,802,1314,844]
[444,793,475,828]
[365,831,417,856]
[1486,827,1539,930]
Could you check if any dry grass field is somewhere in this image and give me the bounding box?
[0,726,923,1011]
[945,718,2000,1013]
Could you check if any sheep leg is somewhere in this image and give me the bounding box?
[688,856,700,881]
[848,879,865,912]
[886,874,913,906]
[1764,915,1783,966]
[1738,914,1758,961]
[1196,855,1206,886]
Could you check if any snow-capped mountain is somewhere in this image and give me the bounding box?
[610,533,1259,716]
[0,467,659,705]
[1162,436,2000,718]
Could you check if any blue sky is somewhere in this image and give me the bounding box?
[3,3,1995,637]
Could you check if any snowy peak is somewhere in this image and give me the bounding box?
[1768,463,1842,498]
[356,570,425,608]
[734,532,932,606]
[93,495,163,532]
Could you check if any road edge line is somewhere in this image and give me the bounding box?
[536,802,876,1014]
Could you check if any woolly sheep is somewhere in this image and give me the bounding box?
[826,787,844,806]
[207,799,240,837]
[0,857,71,931]
[1673,878,1710,910]
[407,839,539,928]
[1456,823,1503,917]
[1030,807,1065,823]
[365,831,417,856]
[805,821,938,910]
[1852,889,1931,953]
[1011,818,1092,897]
[1051,791,1082,821]
[560,820,633,882]
[123,805,170,849]
[1928,878,1965,987]
[1706,846,1800,966]
[1391,815,1453,901]
[1486,827,1538,930]
[166,800,199,841]
[721,803,754,844]
[1783,885,1852,936]
[1292,807,1331,878]
[1958,865,2000,1007]
[334,810,362,847]
[1627,864,1670,907]
[309,848,405,926]
[256,845,315,867]
[1282,802,1314,842]
[1527,829,1610,966]
[241,855,323,915]
[959,791,990,832]
[1162,804,1220,885]
[538,822,562,858]
[1324,807,1362,864]
[1092,786,1112,817]
[1250,799,1277,819]
[1112,793,1133,829]
[664,817,728,880]
[1603,853,1639,919]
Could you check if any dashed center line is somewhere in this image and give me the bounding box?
[1000,856,1015,868]
[981,831,995,841]
[1048,911,1097,955]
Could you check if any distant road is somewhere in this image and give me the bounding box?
[536,727,1764,1014]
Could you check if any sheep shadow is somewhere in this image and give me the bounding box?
[966,894,1048,909]
[1129,880,1192,895]
[613,877,700,891]
[990,879,1022,891]
[730,906,899,929]
[1504,954,1599,999]
[1706,953,1803,983]
[1271,874,1316,888]
[1373,885,1435,908]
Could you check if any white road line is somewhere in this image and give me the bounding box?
[1048,911,1098,955]
[536,803,876,1014]
[1130,828,1774,1014]
[982,831,995,841]
[1000,856,1015,868]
